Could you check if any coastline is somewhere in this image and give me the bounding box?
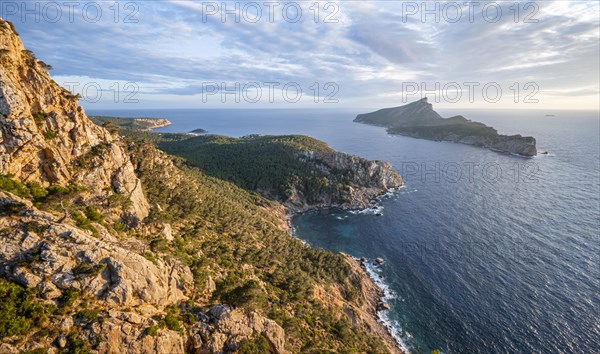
[354,121,537,157]
[285,187,408,354]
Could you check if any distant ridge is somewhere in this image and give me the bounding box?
[354,98,537,156]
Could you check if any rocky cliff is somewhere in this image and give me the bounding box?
[0,18,402,353]
[355,98,538,156]
[291,149,404,212]
[0,19,148,224]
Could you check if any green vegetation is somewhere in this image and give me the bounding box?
[57,288,81,308]
[0,277,54,339]
[157,134,360,205]
[71,211,97,234]
[72,262,106,278]
[23,221,49,234]
[60,330,90,354]
[89,116,170,132]
[237,336,273,353]
[43,130,58,140]
[151,305,182,333]
[144,325,159,337]
[76,308,100,323]
[0,174,84,208]
[126,140,387,352]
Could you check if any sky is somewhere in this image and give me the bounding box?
[2,0,599,110]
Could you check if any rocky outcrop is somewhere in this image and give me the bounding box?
[188,306,287,353]
[290,150,404,212]
[355,98,538,156]
[0,190,292,353]
[0,191,192,307]
[0,18,148,223]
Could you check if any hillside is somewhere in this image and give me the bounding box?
[355,98,538,156]
[0,18,402,353]
[89,116,172,133]
[157,134,404,212]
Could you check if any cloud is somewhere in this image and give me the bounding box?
[2,0,598,109]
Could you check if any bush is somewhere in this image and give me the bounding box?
[57,288,80,308]
[83,205,104,222]
[144,325,158,337]
[23,221,49,234]
[0,277,52,339]
[61,330,91,354]
[44,130,58,140]
[220,280,268,311]
[237,336,272,353]
[77,309,99,323]
[0,174,29,198]
[72,263,105,278]
[71,211,97,234]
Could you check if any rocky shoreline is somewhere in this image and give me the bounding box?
[285,188,407,354]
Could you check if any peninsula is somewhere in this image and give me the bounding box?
[355,98,538,156]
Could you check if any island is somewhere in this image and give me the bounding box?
[354,98,538,156]
[189,128,208,135]
[89,116,172,132]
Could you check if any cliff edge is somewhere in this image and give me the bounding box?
[0,19,148,224]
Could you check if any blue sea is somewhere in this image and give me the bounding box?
[90,108,600,354]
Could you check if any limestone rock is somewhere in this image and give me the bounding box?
[0,19,148,223]
[288,150,404,212]
[188,305,287,353]
[0,192,192,307]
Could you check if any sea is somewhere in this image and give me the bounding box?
[89,107,600,354]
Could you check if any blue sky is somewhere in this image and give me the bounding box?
[2,0,599,109]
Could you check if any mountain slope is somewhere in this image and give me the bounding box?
[0,18,402,353]
[0,19,148,224]
[355,98,538,156]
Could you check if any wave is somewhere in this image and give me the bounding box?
[360,258,413,353]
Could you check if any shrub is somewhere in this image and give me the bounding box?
[72,263,105,278]
[71,211,97,234]
[237,336,272,353]
[0,277,52,339]
[27,182,48,203]
[77,309,99,323]
[0,174,29,198]
[23,221,49,234]
[43,130,58,140]
[61,330,91,354]
[144,325,158,337]
[83,205,104,222]
[57,288,80,308]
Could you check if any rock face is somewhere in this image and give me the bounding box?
[188,306,287,353]
[355,98,537,156]
[290,150,404,212]
[0,192,193,307]
[0,19,148,223]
